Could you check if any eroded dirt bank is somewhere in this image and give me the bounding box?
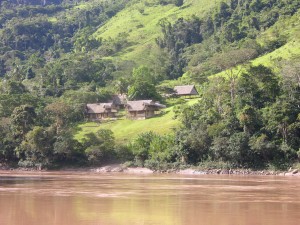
[89,164,300,177]
[1,163,300,176]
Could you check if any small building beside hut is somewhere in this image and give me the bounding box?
[174,85,198,97]
[85,103,118,121]
[126,100,166,119]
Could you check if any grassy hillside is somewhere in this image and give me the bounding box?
[90,0,300,81]
[75,98,199,143]
[53,1,300,144]
[93,0,223,65]
[203,10,300,80]
[253,11,300,66]
[75,106,178,143]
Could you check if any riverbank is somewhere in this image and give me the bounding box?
[1,162,300,176]
[90,164,300,177]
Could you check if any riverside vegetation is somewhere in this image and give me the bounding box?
[0,0,300,171]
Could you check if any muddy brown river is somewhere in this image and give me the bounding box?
[0,171,300,225]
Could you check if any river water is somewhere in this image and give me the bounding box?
[0,171,300,225]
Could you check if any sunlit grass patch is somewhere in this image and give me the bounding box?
[75,105,179,143]
[92,0,223,65]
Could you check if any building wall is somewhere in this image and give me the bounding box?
[128,111,145,119]
[128,110,156,119]
[87,112,116,121]
[145,110,155,118]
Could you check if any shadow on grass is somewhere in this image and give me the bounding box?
[179,3,192,10]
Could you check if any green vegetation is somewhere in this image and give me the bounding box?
[0,0,300,170]
[93,0,223,64]
[76,105,179,143]
[75,98,199,143]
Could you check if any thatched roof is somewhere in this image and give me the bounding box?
[174,85,198,95]
[126,100,166,111]
[86,103,117,114]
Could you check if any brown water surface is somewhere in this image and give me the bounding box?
[0,171,300,225]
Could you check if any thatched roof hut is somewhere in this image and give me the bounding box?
[86,103,117,120]
[126,100,165,119]
[174,85,198,96]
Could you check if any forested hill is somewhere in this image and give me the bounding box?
[0,0,300,169]
[1,0,63,6]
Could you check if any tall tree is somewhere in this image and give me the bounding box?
[10,104,36,139]
[210,48,257,106]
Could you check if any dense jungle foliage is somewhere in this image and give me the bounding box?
[0,0,299,170]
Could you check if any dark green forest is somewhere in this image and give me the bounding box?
[0,0,299,170]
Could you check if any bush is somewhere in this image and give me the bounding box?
[263,36,287,53]
[85,145,108,164]
[198,160,233,170]
[128,132,176,166]
[82,129,116,165]
[115,144,134,162]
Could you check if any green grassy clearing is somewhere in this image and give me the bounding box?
[74,98,199,143]
[75,106,179,143]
